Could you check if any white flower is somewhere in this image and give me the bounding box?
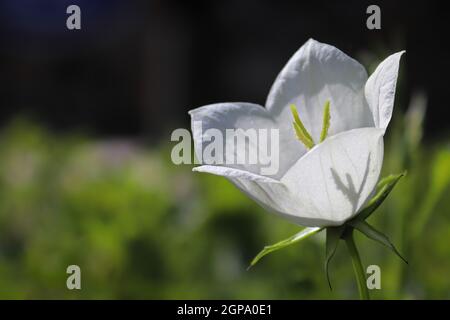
[189,39,403,227]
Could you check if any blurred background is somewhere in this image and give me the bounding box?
[0,0,449,299]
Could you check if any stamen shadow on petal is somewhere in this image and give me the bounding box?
[330,154,371,214]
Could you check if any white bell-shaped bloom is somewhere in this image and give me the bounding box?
[189,39,404,227]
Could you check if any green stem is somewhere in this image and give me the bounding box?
[344,230,370,300]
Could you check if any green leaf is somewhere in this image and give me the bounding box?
[319,100,331,142]
[290,104,315,149]
[248,227,322,270]
[355,172,406,221]
[325,226,345,289]
[349,220,408,264]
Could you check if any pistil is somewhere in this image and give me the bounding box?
[290,100,331,149]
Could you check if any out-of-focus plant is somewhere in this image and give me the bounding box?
[0,99,448,299]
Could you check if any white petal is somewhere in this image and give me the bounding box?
[193,165,281,184]
[192,165,334,226]
[281,127,384,226]
[266,39,374,144]
[365,51,405,130]
[189,103,286,178]
[192,128,384,227]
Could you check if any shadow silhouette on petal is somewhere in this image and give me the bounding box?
[330,153,371,214]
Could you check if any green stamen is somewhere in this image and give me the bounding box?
[290,104,315,149]
[320,100,331,142]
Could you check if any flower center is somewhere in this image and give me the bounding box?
[290,100,330,150]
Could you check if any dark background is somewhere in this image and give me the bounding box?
[0,0,448,140]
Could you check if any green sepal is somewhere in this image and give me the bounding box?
[354,172,406,221]
[248,227,322,270]
[349,220,408,264]
[325,226,345,289]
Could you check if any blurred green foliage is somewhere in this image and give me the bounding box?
[0,94,449,299]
